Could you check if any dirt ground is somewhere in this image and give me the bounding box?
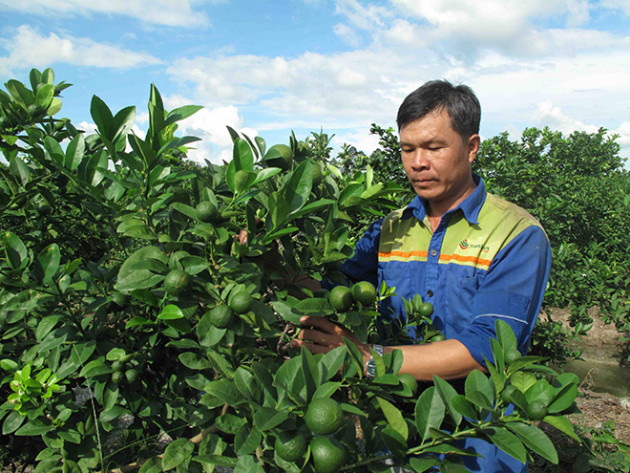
[543,308,630,445]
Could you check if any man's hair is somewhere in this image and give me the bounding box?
[396,80,481,139]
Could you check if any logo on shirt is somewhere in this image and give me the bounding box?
[459,239,490,252]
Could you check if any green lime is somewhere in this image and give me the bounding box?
[233,170,250,193]
[398,373,418,397]
[505,348,522,364]
[196,200,218,222]
[229,291,253,314]
[208,304,234,328]
[429,333,446,342]
[304,398,344,435]
[164,269,190,295]
[111,371,124,384]
[526,400,548,420]
[310,436,347,473]
[329,286,353,312]
[352,281,377,306]
[125,368,139,384]
[274,431,308,463]
[418,302,434,317]
[264,144,293,170]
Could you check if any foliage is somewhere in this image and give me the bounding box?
[0,69,583,472]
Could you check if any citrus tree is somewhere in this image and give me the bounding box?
[0,69,582,472]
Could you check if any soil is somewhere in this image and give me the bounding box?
[542,308,630,445]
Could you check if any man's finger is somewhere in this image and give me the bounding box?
[300,316,345,335]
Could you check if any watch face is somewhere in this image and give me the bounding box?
[366,359,376,378]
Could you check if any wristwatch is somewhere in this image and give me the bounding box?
[365,344,383,379]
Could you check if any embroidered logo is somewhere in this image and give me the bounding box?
[459,239,490,252]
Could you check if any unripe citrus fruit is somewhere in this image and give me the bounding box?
[233,170,250,193]
[196,200,218,222]
[125,368,139,384]
[352,281,377,306]
[229,290,253,314]
[264,144,293,170]
[329,286,353,312]
[111,371,124,384]
[164,269,190,295]
[305,398,344,435]
[418,302,434,317]
[208,304,234,328]
[310,436,347,473]
[274,431,308,463]
[527,399,548,420]
[429,333,446,342]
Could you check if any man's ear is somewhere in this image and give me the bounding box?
[467,134,480,164]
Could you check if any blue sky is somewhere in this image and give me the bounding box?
[1,0,629,164]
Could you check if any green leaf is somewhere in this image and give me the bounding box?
[138,457,162,473]
[450,394,480,420]
[15,419,53,436]
[253,407,289,431]
[414,386,445,442]
[165,105,203,127]
[234,454,265,473]
[282,160,314,214]
[496,319,517,351]
[321,346,346,381]
[80,357,111,378]
[205,379,242,405]
[111,105,136,143]
[178,352,211,370]
[5,79,34,107]
[2,231,29,270]
[35,83,54,109]
[65,133,85,171]
[232,137,254,172]
[33,243,60,284]
[507,422,558,464]
[90,95,113,139]
[377,396,408,441]
[433,376,463,427]
[464,370,494,410]
[482,426,527,463]
[9,155,30,185]
[234,424,262,455]
[409,457,440,473]
[542,414,581,442]
[158,305,184,320]
[2,411,25,435]
[162,438,194,470]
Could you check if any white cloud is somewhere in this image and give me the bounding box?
[333,23,362,47]
[601,0,630,16]
[0,25,161,75]
[170,102,258,164]
[0,0,213,27]
[532,101,599,134]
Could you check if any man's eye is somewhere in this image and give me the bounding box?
[428,146,442,151]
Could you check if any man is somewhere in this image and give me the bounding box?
[291,80,552,472]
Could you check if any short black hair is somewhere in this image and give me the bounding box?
[397,80,481,139]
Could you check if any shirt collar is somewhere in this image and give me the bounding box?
[401,174,486,225]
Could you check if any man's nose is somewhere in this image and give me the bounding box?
[410,149,429,170]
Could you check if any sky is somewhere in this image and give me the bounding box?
[1,0,629,165]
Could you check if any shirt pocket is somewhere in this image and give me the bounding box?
[444,270,483,335]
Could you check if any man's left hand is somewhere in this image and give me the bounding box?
[292,316,371,362]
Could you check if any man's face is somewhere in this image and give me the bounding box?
[400,108,479,213]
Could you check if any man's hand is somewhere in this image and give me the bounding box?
[292,316,371,363]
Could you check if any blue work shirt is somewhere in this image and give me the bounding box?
[340,176,552,472]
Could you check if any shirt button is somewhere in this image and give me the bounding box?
[427,290,434,297]
[430,249,438,257]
